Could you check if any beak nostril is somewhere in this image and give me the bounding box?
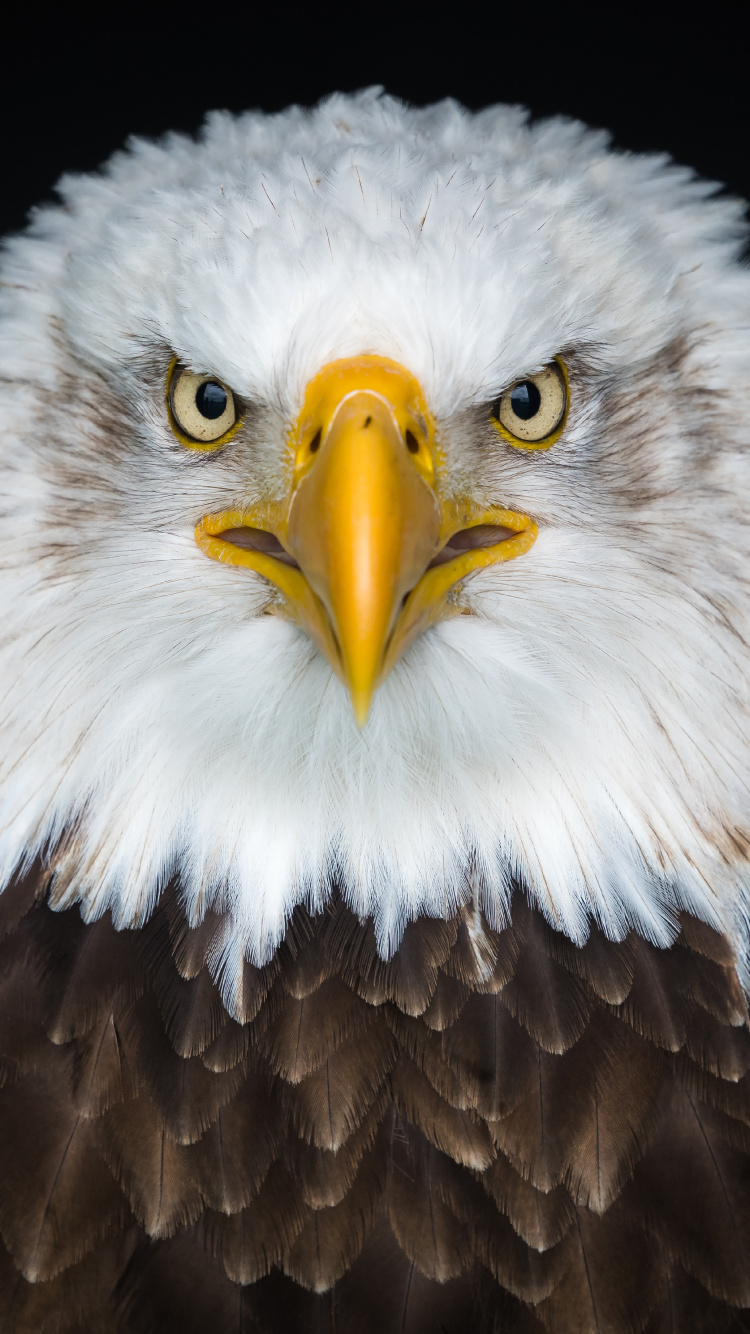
[309,428,322,454]
[363,415,372,428]
[405,430,419,454]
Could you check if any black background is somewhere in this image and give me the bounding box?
[1,6,746,240]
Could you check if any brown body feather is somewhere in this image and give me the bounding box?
[2,870,750,1332]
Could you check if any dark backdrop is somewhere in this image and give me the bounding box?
[1,7,746,239]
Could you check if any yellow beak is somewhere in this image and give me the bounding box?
[285,366,441,724]
[195,356,537,725]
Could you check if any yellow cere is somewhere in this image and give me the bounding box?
[289,356,437,490]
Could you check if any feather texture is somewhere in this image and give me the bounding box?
[2,881,750,1330]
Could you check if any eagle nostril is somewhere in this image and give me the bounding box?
[309,428,322,454]
[363,415,372,428]
[405,430,419,454]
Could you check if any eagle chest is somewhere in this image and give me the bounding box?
[1,869,749,1333]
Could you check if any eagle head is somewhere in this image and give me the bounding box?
[1,91,749,1004]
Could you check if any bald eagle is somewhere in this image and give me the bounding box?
[1,90,750,1333]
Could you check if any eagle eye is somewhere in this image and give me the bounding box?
[490,358,568,450]
[167,360,239,448]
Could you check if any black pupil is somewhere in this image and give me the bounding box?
[196,380,228,420]
[510,380,541,420]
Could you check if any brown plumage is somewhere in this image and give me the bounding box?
[2,866,750,1332]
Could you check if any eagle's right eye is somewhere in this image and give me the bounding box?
[167,361,239,449]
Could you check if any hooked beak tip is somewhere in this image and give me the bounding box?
[350,684,375,729]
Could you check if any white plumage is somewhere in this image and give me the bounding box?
[1,88,749,1018]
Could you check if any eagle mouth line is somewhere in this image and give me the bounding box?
[195,507,538,722]
[211,521,520,573]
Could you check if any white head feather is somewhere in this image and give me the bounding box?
[2,89,749,1009]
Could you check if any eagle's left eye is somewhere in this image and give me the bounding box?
[490,359,568,450]
[167,361,239,448]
